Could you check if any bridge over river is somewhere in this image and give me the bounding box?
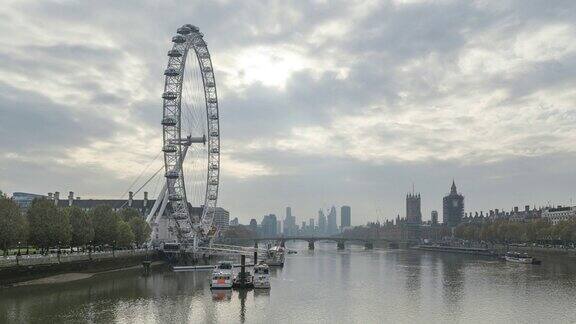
[224,236,410,250]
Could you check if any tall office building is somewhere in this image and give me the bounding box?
[309,218,315,230]
[327,206,338,234]
[283,206,296,236]
[406,192,422,224]
[340,206,351,230]
[431,210,438,225]
[261,214,278,237]
[443,181,464,227]
[318,209,327,234]
[212,207,230,232]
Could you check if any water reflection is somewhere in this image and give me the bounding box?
[440,254,466,317]
[211,289,232,302]
[238,289,248,323]
[1,243,576,323]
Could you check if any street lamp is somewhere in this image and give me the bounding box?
[17,241,21,255]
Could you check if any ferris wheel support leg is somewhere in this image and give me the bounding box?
[146,181,167,224]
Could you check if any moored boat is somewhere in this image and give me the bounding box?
[210,261,233,289]
[504,251,534,264]
[265,246,285,267]
[253,262,271,289]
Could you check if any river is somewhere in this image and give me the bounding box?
[1,241,575,323]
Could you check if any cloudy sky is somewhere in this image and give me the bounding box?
[1,0,576,225]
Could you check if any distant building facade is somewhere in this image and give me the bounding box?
[249,218,258,232]
[542,206,576,225]
[283,207,297,236]
[212,207,230,233]
[12,192,46,211]
[261,214,278,237]
[340,206,351,230]
[406,193,422,224]
[443,181,464,227]
[431,210,438,225]
[327,206,338,234]
[318,209,327,234]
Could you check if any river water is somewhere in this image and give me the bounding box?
[1,242,576,323]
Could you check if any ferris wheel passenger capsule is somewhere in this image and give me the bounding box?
[172,35,186,44]
[168,49,182,57]
[165,171,179,179]
[161,117,177,126]
[177,26,191,35]
[162,144,177,153]
[164,68,179,77]
[162,92,177,100]
[184,24,199,32]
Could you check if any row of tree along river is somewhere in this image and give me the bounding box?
[0,195,152,257]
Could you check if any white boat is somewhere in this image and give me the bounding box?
[210,261,233,289]
[253,263,271,289]
[505,252,533,264]
[265,246,285,267]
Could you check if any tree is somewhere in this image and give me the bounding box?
[116,220,135,248]
[0,197,28,256]
[128,217,152,247]
[27,199,71,251]
[90,205,121,246]
[558,221,576,244]
[66,206,94,248]
[119,208,140,222]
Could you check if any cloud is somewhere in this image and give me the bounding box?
[1,0,576,224]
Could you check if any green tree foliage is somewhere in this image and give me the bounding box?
[0,197,28,256]
[66,206,94,247]
[116,220,135,248]
[128,217,151,247]
[119,208,140,222]
[27,199,72,251]
[454,219,576,244]
[90,205,121,246]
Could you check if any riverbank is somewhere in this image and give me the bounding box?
[12,261,166,287]
[412,244,497,256]
[0,250,162,287]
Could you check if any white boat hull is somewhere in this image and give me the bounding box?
[210,279,233,289]
[253,276,270,289]
[505,256,533,264]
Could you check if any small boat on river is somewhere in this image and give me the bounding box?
[253,262,271,289]
[265,246,285,267]
[504,252,534,264]
[210,261,233,289]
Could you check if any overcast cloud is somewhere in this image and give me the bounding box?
[1,0,576,225]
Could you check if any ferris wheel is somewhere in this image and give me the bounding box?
[147,24,220,244]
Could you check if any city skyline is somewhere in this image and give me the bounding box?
[2,1,576,225]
